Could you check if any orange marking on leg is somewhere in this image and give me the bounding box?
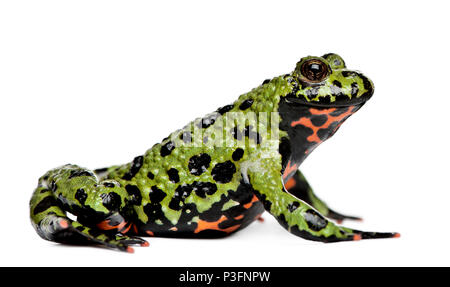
[169,227,178,231]
[145,230,154,236]
[120,223,132,234]
[353,234,362,241]
[141,241,150,247]
[234,215,244,220]
[97,219,127,231]
[284,177,296,190]
[282,160,298,180]
[394,233,401,238]
[256,215,264,222]
[243,195,259,209]
[59,219,69,229]
[222,224,241,233]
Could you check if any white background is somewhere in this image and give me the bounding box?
[1,0,449,267]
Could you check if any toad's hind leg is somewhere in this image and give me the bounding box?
[285,170,362,223]
[30,165,148,252]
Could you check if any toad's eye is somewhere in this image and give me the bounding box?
[300,59,329,83]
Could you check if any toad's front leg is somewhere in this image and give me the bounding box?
[246,167,399,242]
[285,170,362,223]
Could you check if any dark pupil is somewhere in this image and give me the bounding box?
[303,61,327,81]
[309,63,322,73]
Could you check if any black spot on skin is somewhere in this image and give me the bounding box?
[125,184,142,205]
[341,71,356,78]
[160,141,175,157]
[351,82,359,98]
[68,170,94,179]
[149,186,166,203]
[278,137,291,168]
[277,214,336,242]
[305,87,319,100]
[244,125,262,144]
[285,81,300,99]
[188,153,211,176]
[304,209,328,231]
[310,115,328,127]
[196,113,219,129]
[334,92,350,103]
[50,180,57,192]
[317,122,338,140]
[167,168,180,183]
[192,181,218,198]
[287,201,300,212]
[222,204,246,219]
[169,184,193,211]
[332,80,342,88]
[239,99,254,110]
[103,182,115,188]
[75,188,87,205]
[180,131,192,143]
[169,184,192,210]
[360,75,373,98]
[174,184,194,200]
[228,181,256,205]
[230,126,243,141]
[143,203,171,224]
[122,155,144,180]
[211,161,236,184]
[262,79,271,85]
[232,148,244,161]
[147,172,155,180]
[33,196,59,215]
[321,95,331,104]
[93,167,108,175]
[362,76,372,90]
[168,198,182,211]
[217,104,234,115]
[100,192,121,211]
[198,194,228,222]
[252,188,272,211]
[88,228,102,237]
[177,203,199,225]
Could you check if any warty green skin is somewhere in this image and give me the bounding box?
[30,53,399,252]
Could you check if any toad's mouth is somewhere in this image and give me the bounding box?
[283,96,369,108]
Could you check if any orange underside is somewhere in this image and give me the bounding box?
[194,215,241,234]
[290,106,355,144]
[145,194,262,236]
